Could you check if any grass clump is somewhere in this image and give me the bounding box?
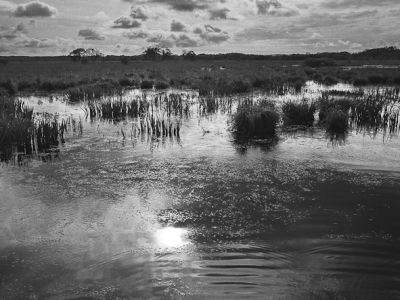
[325,109,349,137]
[231,100,279,139]
[0,97,33,161]
[155,81,170,90]
[318,95,352,123]
[65,81,121,102]
[282,100,316,127]
[141,80,154,89]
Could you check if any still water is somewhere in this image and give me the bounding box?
[1,82,400,299]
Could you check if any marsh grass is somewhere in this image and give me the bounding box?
[140,80,154,89]
[282,100,316,127]
[325,109,349,141]
[230,98,279,140]
[350,88,400,135]
[65,82,122,102]
[0,97,68,163]
[85,92,187,139]
[0,97,33,161]
[318,88,400,137]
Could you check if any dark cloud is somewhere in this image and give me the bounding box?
[171,20,186,32]
[193,27,203,34]
[130,7,148,20]
[147,0,209,11]
[0,31,18,40]
[256,0,298,17]
[209,8,229,20]
[112,16,141,28]
[13,1,57,17]
[123,30,148,39]
[321,0,399,8]
[78,29,105,40]
[204,24,221,33]
[256,0,281,14]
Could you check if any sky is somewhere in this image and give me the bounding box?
[0,0,399,56]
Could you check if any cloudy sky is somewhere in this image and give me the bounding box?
[0,0,399,56]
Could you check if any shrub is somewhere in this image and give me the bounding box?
[118,77,133,87]
[120,56,129,65]
[155,81,170,90]
[322,76,338,86]
[304,58,336,68]
[140,80,154,89]
[17,81,34,91]
[282,100,316,126]
[318,96,353,123]
[288,76,306,92]
[353,78,368,86]
[230,79,251,94]
[368,75,389,85]
[0,80,18,96]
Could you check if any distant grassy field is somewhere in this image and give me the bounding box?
[1,58,400,96]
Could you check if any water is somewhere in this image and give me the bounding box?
[1,84,400,299]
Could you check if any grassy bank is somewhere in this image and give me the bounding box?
[1,58,400,97]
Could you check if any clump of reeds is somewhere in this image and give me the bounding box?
[325,109,349,138]
[141,80,154,89]
[282,100,316,127]
[155,81,170,90]
[0,97,33,161]
[350,88,400,135]
[230,99,279,140]
[33,117,66,152]
[318,88,400,137]
[318,94,353,123]
[0,96,68,163]
[65,82,122,102]
[322,90,364,97]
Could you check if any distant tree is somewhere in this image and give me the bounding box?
[69,48,87,57]
[182,50,196,60]
[68,48,104,62]
[143,46,162,60]
[162,48,172,59]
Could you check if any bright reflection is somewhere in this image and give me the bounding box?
[154,227,189,248]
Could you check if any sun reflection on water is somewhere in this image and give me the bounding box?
[154,227,189,248]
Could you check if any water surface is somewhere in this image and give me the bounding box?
[1,84,400,299]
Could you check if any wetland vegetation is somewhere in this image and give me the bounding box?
[1,47,400,299]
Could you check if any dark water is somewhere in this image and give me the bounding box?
[1,83,400,299]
